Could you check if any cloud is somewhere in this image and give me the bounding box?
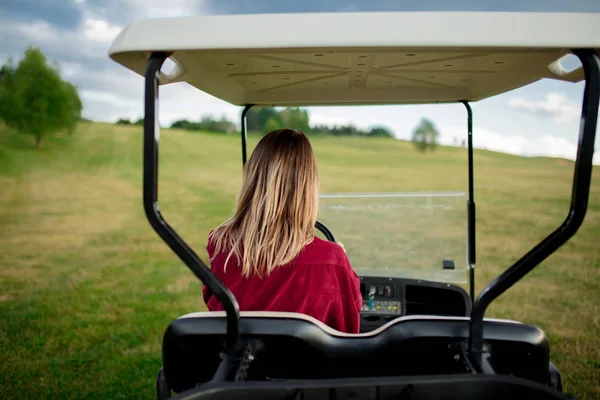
[0,0,83,29]
[440,126,598,165]
[508,92,581,124]
[82,0,212,25]
[199,0,600,14]
[83,19,123,43]
[14,20,60,43]
[80,89,140,109]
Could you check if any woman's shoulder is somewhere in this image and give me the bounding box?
[292,237,360,294]
[294,236,348,267]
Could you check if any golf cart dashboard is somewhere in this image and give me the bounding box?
[359,276,470,333]
[360,280,402,314]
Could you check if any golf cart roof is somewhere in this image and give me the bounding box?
[108,12,600,106]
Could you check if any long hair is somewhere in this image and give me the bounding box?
[209,128,319,278]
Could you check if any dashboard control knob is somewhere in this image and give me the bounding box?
[368,286,376,298]
[384,286,391,296]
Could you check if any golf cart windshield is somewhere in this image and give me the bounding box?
[317,192,467,283]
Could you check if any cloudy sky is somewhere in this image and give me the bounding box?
[1,0,599,164]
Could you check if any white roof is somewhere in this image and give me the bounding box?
[108,12,600,106]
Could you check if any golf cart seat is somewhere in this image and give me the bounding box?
[161,311,551,394]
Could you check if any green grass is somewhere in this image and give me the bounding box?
[1,122,599,399]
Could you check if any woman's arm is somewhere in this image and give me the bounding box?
[321,253,363,334]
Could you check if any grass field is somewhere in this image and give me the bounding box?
[1,122,599,399]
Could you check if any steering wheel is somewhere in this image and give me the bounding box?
[315,220,336,242]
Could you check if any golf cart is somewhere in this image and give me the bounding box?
[108,11,599,400]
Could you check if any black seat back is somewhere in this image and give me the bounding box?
[171,375,571,400]
[162,313,549,394]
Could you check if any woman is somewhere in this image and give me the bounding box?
[202,128,362,334]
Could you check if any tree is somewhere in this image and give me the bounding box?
[246,106,280,132]
[245,106,311,133]
[367,125,394,138]
[264,117,282,133]
[171,119,198,131]
[62,81,83,135]
[411,118,439,153]
[0,59,17,122]
[167,106,397,138]
[195,115,236,133]
[169,115,236,134]
[0,46,83,147]
[280,107,310,133]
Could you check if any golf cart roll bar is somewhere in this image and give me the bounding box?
[468,48,600,370]
[240,104,253,165]
[143,52,240,353]
[462,101,476,306]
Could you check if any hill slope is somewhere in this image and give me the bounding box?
[0,123,599,399]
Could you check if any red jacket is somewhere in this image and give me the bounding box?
[202,235,363,333]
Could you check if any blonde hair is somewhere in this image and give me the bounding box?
[209,128,319,278]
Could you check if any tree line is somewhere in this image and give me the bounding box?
[0,47,83,147]
[126,106,440,152]
[136,106,397,139]
[115,118,144,126]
